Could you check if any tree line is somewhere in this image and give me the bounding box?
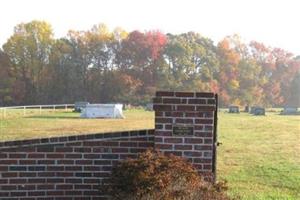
[0,20,299,107]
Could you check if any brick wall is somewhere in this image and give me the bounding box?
[153,91,217,181]
[0,130,154,200]
[0,91,218,199]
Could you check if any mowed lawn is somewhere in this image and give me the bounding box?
[0,109,299,199]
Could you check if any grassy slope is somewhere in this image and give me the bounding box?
[0,109,299,199]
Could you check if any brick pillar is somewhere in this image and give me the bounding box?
[153,91,217,182]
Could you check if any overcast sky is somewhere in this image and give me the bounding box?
[1,0,299,55]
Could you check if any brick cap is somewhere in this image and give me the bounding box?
[156,91,216,98]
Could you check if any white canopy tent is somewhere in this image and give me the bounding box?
[80,104,124,119]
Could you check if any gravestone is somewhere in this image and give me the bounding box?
[250,106,259,114]
[153,91,218,182]
[280,107,299,115]
[229,105,239,113]
[74,101,89,112]
[145,103,153,111]
[244,105,249,112]
[80,104,124,118]
[253,107,265,115]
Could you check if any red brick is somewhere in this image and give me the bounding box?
[120,141,137,147]
[0,153,7,159]
[56,184,73,190]
[111,148,129,153]
[175,145,192,150]
[55,147,73,152]
[155,144,172,150]
[2,172,18,177]
[0,166,8,171]
[65,154,82,159]
[11,192,27,196]
[155,111,163,117]
[184,151,202,157]
[46,153,64,159]
[195,119,213,124]
[20,160,36,164]
[47,166,64,171]
[204,125,213,131]
[9,153,26,158]
[37,184,54,190]
[155,124,163,129]
[193,158,212,164]
[203,164,212,170]
[175,118,193,124]
[164,151,182,156]
[130,148,147,153]
[19,172,36,177]
[164,112,172,116]
[177,105,195,111]
[194,145,212,151]
[204,139,213,144]
[155,131,172,136]
[175,92,194,97]
[28,191,45,196]
[188,98,206,104]
[65,166,82,171]
[56,172,73,177]
[84,166,101,171]
[0,160,17,164]
[165,124,172,130]
[57,160,74,165]
[156,117,173,123]
[172,112,183,117]
[153,105,172,111]
[164,138,183,143]
[38,172,55,177]
[195,92,214,98]
[75,160,93,165]
[184,138,203,144]
[28,153,45,159]
[120,154,138,159]
[84,154,101,159]
[207,99,216,104]
[195,132,212,137]
[195,125,203,130]
[156,91,174,97]
[138,142,153,148]
[196,106,215,111]
[163,98,181,104]
[47,191,64,196]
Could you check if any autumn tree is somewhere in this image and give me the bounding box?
[3,21,54,104]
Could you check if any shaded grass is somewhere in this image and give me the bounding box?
[0,109,299,199]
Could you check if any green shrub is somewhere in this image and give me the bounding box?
[108,149,231,200]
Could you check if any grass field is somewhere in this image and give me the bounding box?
[0,109,299,199]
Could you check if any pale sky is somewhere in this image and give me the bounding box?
[1,0,299,55]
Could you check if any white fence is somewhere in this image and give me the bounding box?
[0,104,74,119]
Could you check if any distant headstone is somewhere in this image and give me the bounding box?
[74,102,89,112]
[80,104,124,119]
[250,106,259,114]
[145,103,153,111]
[280,107,299,115]
[244,105,249,112]
[229,105,239,113]
[253,107,265,115]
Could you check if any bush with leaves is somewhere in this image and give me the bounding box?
[108,149,231,200]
